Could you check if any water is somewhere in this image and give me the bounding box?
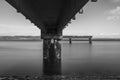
[0,41,120,76]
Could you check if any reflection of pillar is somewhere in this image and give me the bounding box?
[43,39,61,75]
[43,58,61,75]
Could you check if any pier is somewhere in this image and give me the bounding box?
[63,36,92,44]
[5,0,97,76]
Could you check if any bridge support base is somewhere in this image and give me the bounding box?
[43,38,61,75]
[43,39,61,60]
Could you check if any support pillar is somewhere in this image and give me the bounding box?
[43,38,61,60]
[41,28,62,76]
[43,38,61,75]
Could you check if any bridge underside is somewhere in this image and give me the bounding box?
[5,0,97,75]
[5,0,91,38]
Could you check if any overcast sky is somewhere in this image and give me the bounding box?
[0,0,120,37]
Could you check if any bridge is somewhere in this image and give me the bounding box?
[5,0,97,75]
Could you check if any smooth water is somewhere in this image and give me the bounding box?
[0,41,120,75]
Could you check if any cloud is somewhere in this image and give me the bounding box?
[106,6,120,21]
[107,15,120,20]
[112,0,120,3]
[109,6,120,14]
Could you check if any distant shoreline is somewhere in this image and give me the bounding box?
[0,39,120,41]
[0,36,120,41]
[92,38,120,41]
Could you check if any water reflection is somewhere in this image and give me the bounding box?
[1,41,120,77]
[43,58,61,76]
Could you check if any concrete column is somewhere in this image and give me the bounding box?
[43,38,61,75]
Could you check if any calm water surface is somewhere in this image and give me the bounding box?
[0,41,120,75]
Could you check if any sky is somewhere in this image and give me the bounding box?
[0,0,120,38]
